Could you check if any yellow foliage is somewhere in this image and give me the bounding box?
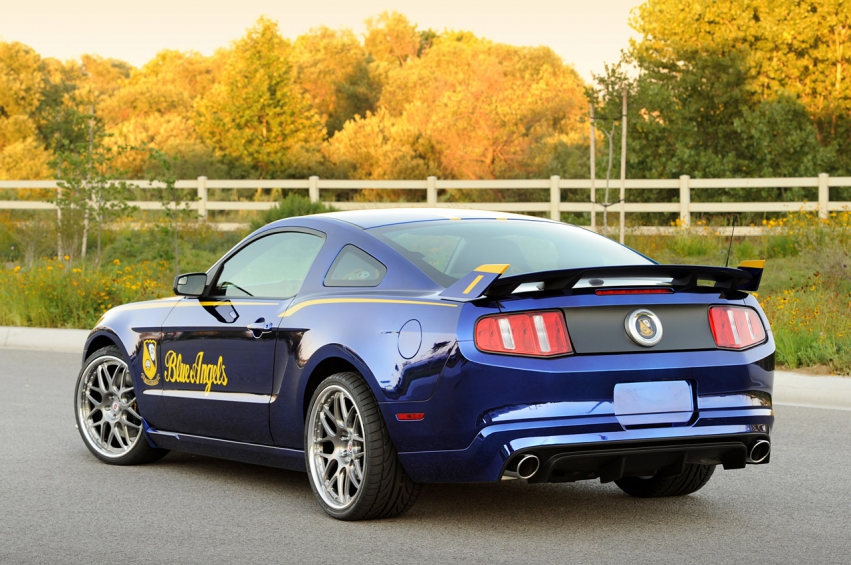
[0,137,52,180]
[0,114,39,147]
[292,27,376,134]
[100,49,217,126]
[632,0,851,127]
[364,12,421,67]
[195,17,325,178]
[328,35,587,181]
[325,108,436,180]
[0,41,44,117]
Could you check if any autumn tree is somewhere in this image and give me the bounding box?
[292,27,379,136]
[0,42,52,179]
[364,11,422,65]
[328,32,588,183]
[325,108,438,181]
[51,118,133,263]
[100,49,224,178]
[598,0,848,181]
[34,54,132,178]
[35,57,90,163]
[195,17,325,179]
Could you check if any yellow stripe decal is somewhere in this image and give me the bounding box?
[738,260,766,269]
[463,275,484,295]
[281,298,457,317]
[475,263,510,275]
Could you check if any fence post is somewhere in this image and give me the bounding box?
[818,173,829,219]
[197,176,207,220]
[550,176,561,221]
[679,175,691,228]
[427,176,437,207]
[309,176,320,203]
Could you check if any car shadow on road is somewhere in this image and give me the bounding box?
[149,450,735,534]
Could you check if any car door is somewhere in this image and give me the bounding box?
[159,229,325,444]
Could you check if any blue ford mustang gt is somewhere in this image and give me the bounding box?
[74,209,774,520]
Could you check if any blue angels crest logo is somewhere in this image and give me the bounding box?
[625,309,663,347]
[141,339,160,386]
[637,316,656,338]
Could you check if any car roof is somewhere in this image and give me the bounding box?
[314,208,554,229]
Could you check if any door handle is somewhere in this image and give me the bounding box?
[247,319,274,337]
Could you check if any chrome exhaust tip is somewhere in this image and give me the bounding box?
[516,454,540,479]
[748,439,771,463]
[501,454,541,480]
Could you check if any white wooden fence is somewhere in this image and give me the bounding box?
[1,174,849,238]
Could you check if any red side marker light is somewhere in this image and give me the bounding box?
[396,413,425,421]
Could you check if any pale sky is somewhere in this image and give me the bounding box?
[0,0,644,83]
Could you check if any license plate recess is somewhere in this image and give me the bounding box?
[613,381,694,427]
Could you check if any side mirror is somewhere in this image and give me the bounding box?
[173,273,207,297]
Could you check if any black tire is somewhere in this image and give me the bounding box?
[305,372,421,520]
[615,464,715,498]
[74,345,168,465]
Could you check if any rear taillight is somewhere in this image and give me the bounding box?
[708,306,767,349]
[475,310,572,357]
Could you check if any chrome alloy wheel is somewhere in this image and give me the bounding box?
[76,354,143,458]
[307,385,366,510]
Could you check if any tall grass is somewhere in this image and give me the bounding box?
[0,258,172,328]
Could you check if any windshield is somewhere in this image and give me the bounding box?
[370,219,653,287]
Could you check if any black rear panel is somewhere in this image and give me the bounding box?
[564,304,716,354]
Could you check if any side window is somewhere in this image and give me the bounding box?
[214,232,324,298]
[325,245,386,287]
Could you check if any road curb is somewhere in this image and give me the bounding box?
[0,326,90,354]
[1,326,849,409]
[773,371,851,411]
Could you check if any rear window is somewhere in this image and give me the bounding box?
[370,220,653,287]
[325,245,386,287]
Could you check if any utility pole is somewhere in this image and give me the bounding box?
[589,104,596,232]
[618,84,627,244]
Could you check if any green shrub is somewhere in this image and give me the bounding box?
[101,223,245,274]
[666,232,719,257]
[765,234,799,258]
[733,240,758,263]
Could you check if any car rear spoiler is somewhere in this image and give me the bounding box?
[440,261,765,300]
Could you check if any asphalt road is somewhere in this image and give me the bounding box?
[1,349,849,565]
